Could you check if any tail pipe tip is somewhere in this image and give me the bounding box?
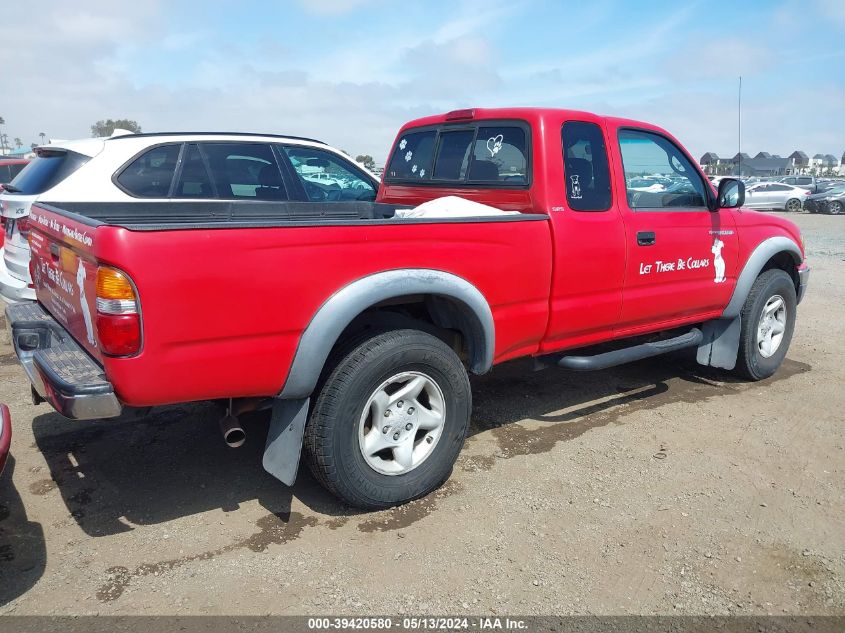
[219,414,246,448]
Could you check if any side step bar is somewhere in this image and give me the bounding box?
[556,328,703,372]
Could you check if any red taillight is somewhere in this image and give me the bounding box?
[95,313,141,356]
[95,266,142,356]
[16,216,30,238]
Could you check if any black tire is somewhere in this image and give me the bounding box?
[735,269,797,381]
[785,198,802,213]
[829,201,843,215]
[304,329,471,509]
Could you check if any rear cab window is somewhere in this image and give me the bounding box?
[7,150,90,195]
[385,120,530,187]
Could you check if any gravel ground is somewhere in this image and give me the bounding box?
[0,211,843,616]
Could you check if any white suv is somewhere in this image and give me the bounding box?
[0,132,379,303]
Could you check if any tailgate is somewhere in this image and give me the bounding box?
[28,205,102,362]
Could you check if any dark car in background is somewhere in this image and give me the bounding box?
[0,158,29,186]
[804,184,845,215]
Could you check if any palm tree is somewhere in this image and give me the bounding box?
[14,137,22,149]
[39,132,46,144]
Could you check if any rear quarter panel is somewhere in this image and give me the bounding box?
[77,217,553,407]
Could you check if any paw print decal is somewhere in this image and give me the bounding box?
[412,164,418,173]
[399,139,407,150]
[405,150,413,162]
[419,169,425,177]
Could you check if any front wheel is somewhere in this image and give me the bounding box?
[828,201,843,215]
[304,329,471,509]
[735,269,797,381]
[785,198,802,213]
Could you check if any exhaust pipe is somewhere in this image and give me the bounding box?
[219,414,246,448]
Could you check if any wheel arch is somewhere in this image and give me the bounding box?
[723,236,802,319]
[278,269,495,399]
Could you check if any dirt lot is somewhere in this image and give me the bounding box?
[0,212,843,616]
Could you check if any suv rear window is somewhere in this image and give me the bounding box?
[385,122,529,186]
[7,150,90,195]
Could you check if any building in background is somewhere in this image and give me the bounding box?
[699,149,845,177]
[788,151,809,173]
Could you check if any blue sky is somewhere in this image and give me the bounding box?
[2,0,844,164]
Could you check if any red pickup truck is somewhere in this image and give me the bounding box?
[5,108,809,508]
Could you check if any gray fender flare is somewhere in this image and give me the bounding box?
[278,269,495,400]
[722,236,802,319]
[697,236,802,369]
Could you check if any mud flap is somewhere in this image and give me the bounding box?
[262,397,309,486]
[696,317,741,370]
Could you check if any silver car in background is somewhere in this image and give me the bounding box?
[744,182,810,212]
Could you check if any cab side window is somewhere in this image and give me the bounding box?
[618,130,708,211]
[561,121,612,211]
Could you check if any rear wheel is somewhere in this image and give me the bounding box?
[735,269,797,381]
[829,201,843,215]
[304,329,471,509]
[785,198,802,213]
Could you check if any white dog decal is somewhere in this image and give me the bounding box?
[570,174,582,200]
[76,261,96,346]
[711,238,726,283]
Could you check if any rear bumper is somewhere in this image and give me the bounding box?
[0,403,10,476]
[797,263,810,304]
[0,248,36,303]
[5,302,122,420]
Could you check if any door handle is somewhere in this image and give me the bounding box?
[637,231,656,246]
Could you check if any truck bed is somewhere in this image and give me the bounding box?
[38,201,544,230]
[27,201,552,407]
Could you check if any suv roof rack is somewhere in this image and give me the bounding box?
[106,131,327,145]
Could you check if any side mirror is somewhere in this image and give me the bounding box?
[717,178,745,209]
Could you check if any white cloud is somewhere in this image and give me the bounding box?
[295,0,381,16]
[0,0,842,165]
